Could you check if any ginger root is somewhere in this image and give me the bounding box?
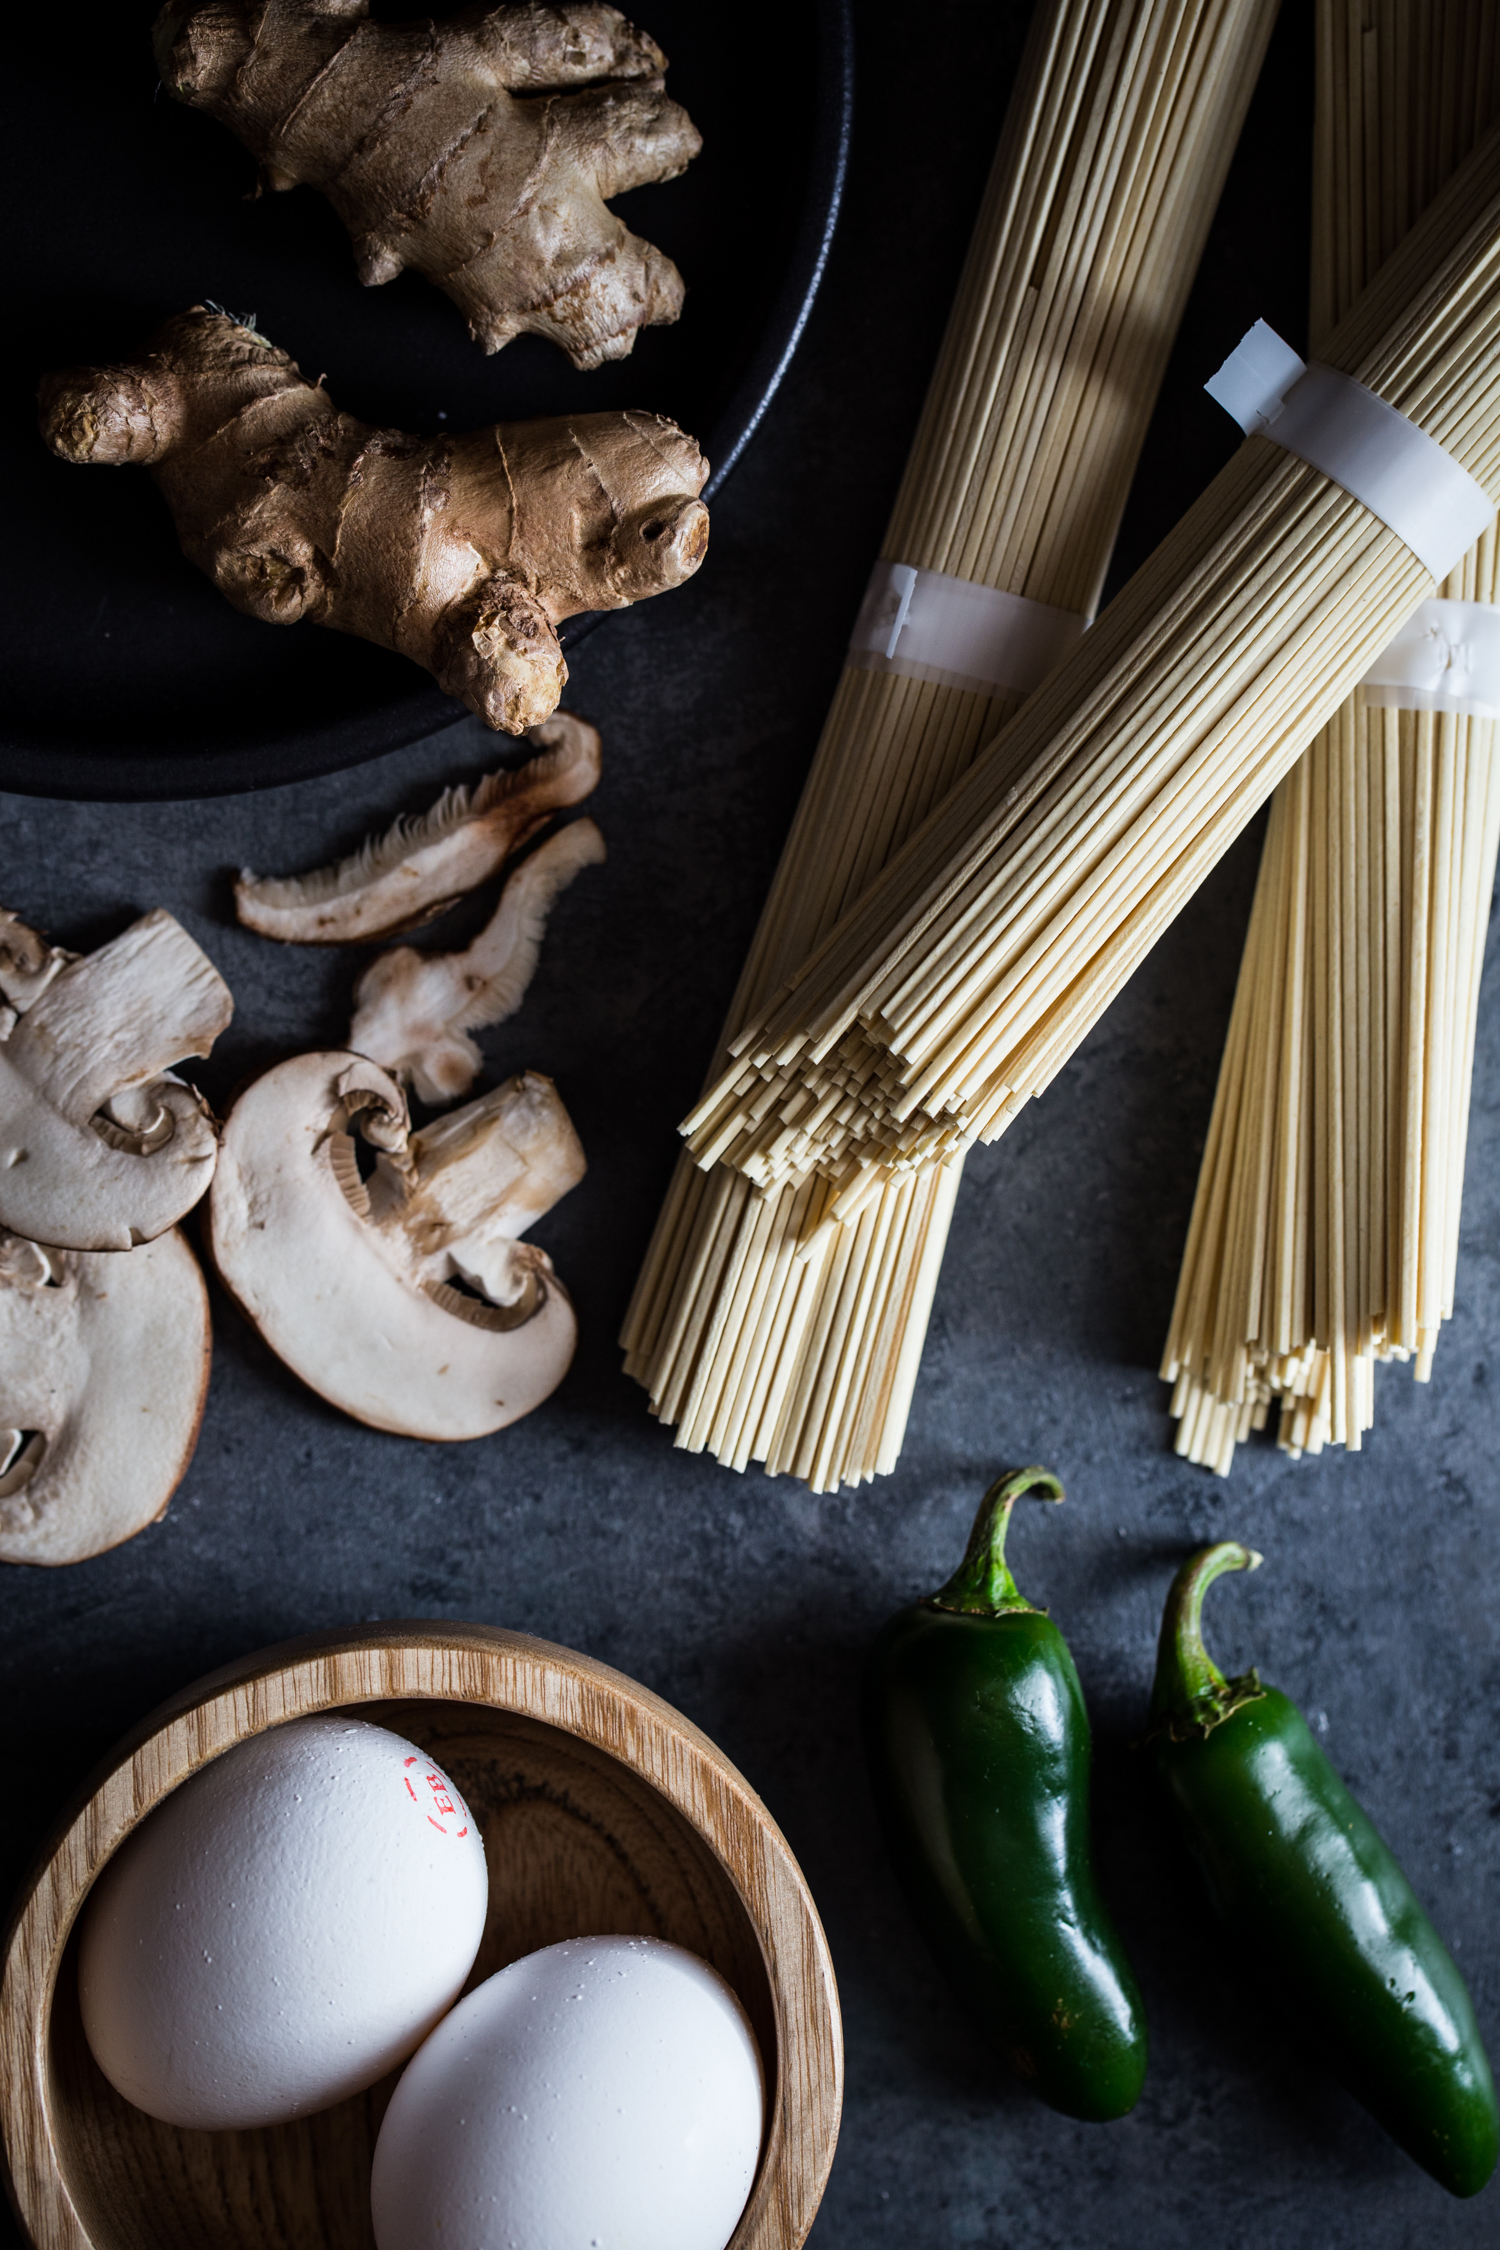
[40,309,709,733]
[153,0,701,369]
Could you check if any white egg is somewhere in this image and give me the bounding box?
[78,1714,489,2130]
[370,1935,764,2250]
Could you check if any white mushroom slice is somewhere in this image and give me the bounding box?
[350,819,606,1104]
[210,1053,582,1440]
[0,1227,211,1567]
[234,711,603,945]
[0,909,232,1251]
[0,911,75,1015]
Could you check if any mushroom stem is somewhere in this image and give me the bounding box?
[378,1070,587,1304]
[0,912,75,1013]
[6,909,231,1125]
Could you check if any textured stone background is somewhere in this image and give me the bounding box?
[5,2,1500,2244]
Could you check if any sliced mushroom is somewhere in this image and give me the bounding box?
[350,819,606,1104]
[0,1227,211,1566]
[0,909,232,1250]
[234,712,602,945]
[210,1054,583,1439]
[0,911,75,1017]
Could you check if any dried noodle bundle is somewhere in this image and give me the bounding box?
[622,0,1282,1488]
[683,131,1500,1256]
[1164,0,1500,1471]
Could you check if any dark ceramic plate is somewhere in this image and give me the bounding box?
[1,1,852,800]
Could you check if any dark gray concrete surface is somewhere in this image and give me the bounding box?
[5,3,1499,2245]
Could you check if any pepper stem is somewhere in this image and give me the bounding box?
[927,1466,1064,1616]
[1148,1541,1266,1740]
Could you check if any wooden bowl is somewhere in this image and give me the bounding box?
[1,1623,843,2250]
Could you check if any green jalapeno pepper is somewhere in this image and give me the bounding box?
[862,1467,1148,2120]
[1148,1541,1498,2198]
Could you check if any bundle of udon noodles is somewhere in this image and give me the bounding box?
[1163,0,1500,1473]
[683,132,1500,1331]
[622,0,1283,1490]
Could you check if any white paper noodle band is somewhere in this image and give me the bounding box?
[847,560,1087,698]
[1205,319,1496,582]
[1360,600,1500,720]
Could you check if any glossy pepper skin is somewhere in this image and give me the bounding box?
[1149,1542,1499,2199]
[862,1468,1147,2120]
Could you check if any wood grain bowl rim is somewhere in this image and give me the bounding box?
[0,1621,844,2250]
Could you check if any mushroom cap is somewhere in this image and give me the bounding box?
[209,1053,578,1440]
[0,1054,220,1251]
[0,1229,211,1567]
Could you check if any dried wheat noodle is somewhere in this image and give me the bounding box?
[622,0,1284,1488]
[1163,0,1500,1472]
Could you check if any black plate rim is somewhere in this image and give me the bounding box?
[3,0,854,805]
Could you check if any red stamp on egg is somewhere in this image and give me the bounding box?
[403,1754,469,1838]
